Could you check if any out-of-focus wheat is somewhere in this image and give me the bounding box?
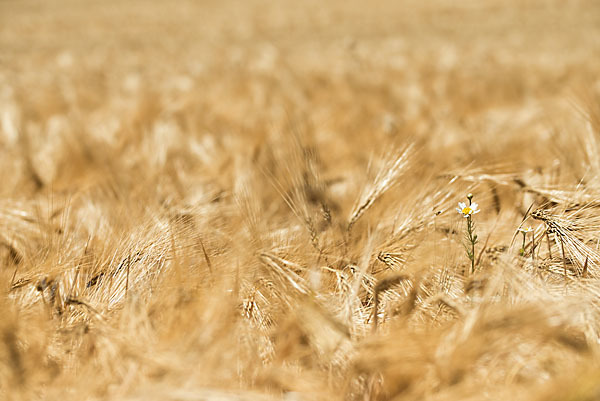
[1,0,600,400]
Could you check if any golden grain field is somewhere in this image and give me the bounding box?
[1,0,600,399]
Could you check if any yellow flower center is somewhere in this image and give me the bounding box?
[462,207,472,215]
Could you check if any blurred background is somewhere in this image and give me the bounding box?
[1,0,599,196]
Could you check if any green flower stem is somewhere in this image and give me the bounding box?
[460,193,478,274]
[466,215,476,273]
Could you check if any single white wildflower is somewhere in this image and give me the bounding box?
[518,227,533,233]
[456,202,480,218]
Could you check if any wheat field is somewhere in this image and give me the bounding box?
[1,0,600,400]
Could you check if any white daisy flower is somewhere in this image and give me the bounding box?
[456,202,480,218]
[518,227,533,233]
